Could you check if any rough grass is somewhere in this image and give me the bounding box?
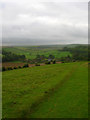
[2,62,88,118]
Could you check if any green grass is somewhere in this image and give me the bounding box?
[2,62,88,118]
[2,46,72,59]
[30,62,88,118]
[0,72,2,120]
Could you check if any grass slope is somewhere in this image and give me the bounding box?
[2,62,88,118]
[30,62,88,118]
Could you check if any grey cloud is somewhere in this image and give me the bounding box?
[2,1,88,46]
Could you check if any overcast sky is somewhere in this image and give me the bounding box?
[1,0,88,46]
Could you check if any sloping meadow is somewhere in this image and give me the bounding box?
[2,62,88,118]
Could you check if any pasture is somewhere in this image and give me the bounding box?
[2,62,88,118]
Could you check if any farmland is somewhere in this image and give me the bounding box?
[2,62,88,118]
[2,45,72,60]
[2,44,88,68]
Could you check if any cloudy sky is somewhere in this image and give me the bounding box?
[1,0,88,46]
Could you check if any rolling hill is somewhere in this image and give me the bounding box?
[2,62,88,118]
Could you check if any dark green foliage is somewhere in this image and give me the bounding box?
[48,54,55,59]
[14,67,17,69]
[2,67,13,71]
[72,60,76,62]
[65,55,72,62]
[44,91,48,93]
[45,61,51,64]
[7,67,13,70]
[23,64,29,68]
[62,45,88,61]
[2,50,26,62]
[60,57,66,63]
[35,63,40,66]
[18,66,22,69]
[52,60,56,64]
[62,47,70,51]
[2,67,6,71]
[35,54,47,63]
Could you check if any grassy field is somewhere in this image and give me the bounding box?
[2,62,88,118]
[2,46,72,59]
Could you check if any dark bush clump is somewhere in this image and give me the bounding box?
[72,60,76,62]
[23,64,29,68]
[52,60,56,64]
[2,67,6,71]
[14,67,17,69]
[7,67,13,70]
[45,91,48,93]
[35,63,40,66]
[18,66,22,69]
[45,61,51,65]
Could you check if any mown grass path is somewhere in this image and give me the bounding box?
[2,62,88,118]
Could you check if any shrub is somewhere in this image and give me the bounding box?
[72,60,76,62]
[18,66,22,69]
[23,64,29,68]
[44,91,48,93]
[14,67,17,69]
[45,61,51,65]
[2,67,6,71]
[7,67,13,70]
[52,60,56,64]
[35,63,40,66]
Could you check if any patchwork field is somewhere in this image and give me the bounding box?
[2,62,88,118]
[2,46,72,59]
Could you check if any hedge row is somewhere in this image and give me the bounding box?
[45,60,56,65]
[2,64,29,71]
[2,61,56,72]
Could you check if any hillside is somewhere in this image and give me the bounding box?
[2,62,88,118]
[2,44,88,65]
[2,45,72,60]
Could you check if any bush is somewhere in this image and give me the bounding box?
[72,60,76,62]
[52,60,56,64]
[23,64,29,68]
[35,63,40,66]
[14,67,17,69]
[2,67,6,71]
[44,91,48,93]
[18,66,22,69]
[45,61,51,64]
[7,67,13,70]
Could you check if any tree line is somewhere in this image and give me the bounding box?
[60,45,88,61]
[2,50,26,62]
